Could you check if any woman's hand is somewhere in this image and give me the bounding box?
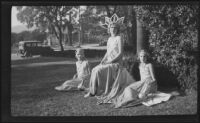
[100,59,110,65]
[73,74,78,79]
[100,60,105,65]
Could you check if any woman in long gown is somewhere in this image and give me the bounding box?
[84,14,136,103]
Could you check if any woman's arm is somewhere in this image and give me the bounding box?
[100,37,110,64]
[86,61,91,75]
[73,73,78,79]
[107,36,123,64]
[148,63,156,83]
[100,52,108,64]
[73,62,78,79]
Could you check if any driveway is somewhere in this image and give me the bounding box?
[11,53,100,68]
[11,53,41,60]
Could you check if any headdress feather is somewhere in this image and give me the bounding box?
[100,13,124,29]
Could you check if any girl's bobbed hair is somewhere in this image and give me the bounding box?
[137,49,150,62]
[75,48,84,55]
[75,48,86,59]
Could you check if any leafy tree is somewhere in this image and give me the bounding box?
[83,6,137,47]
[16,6,73,51]
[134,4,198,90]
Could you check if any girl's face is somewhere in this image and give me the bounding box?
[139,52,147,63]
[76,52,84,61]
[110,26,118,36]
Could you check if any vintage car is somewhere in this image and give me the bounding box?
[18,41,54,57]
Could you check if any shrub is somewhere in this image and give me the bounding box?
[134,5,198,90]
[88,35,109,44]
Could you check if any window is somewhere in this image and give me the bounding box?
[26,43,31,47]
[37,43,42,46]
[32,43,37,47]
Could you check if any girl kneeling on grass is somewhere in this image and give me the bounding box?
[55,48,91,91]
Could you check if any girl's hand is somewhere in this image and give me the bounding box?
[138,93,146,99]
[150,80,156,83]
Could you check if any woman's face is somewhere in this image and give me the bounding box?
[110,26,118,35]
[139,52,147,63]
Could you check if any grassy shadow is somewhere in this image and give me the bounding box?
[130,62,184,95]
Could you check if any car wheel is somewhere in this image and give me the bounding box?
[29,52,32,57]
[24,51,28,57]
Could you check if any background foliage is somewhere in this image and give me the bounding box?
[133,5,198,90]
[12,5,198,90]
[11,29,46,46]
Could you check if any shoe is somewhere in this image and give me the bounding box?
[84,87,89,91]
[55,86,64,91]
[170,91,180,96]
[78,85,86,91]
[96,100,103,105]
[84,92,91,98]
[78,87,85,91]
[114,104,122,109]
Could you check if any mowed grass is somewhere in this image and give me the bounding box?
[11,56,197,116]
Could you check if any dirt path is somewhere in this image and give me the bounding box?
[11,53,41,60]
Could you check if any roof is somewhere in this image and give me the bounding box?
[19,41,42,44]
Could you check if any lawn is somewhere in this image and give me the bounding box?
[11,56,197,117]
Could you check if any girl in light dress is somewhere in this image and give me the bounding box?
[55,48,91,91]
[112,50,172,108]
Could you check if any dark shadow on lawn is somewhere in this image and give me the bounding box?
[131,62,185,97]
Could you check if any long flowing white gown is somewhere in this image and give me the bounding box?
[88,36,136,101]
[88,35,172,107]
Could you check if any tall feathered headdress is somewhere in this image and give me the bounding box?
[100,13,125,29]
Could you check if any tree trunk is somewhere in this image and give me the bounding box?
[131,9,137,54]
[80,23,84,45]
[63,23,73,46]
[68,23,73,46]
[64,33,68,46]
[59,37,64,52]
[136,19,149,53]
[58,28,64,52]
[53,25,64,51]
[68,13,73,46]
[79,26,81,46]
[47,34,52,46]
